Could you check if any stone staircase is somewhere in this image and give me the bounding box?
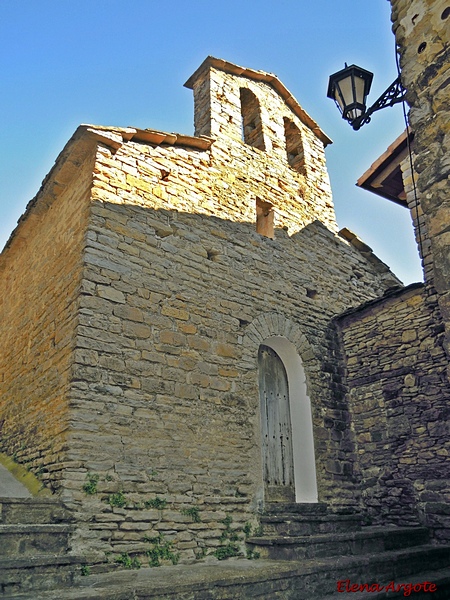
[0,497,85,597]
[245,503,450,598]
[2,500,449,599]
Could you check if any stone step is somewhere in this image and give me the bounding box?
[0,523,74,556]
[0,497,82,596]
[3,551,450,599]
[346,545,450,583]
[247,526,430,560]
[0,498,73,524]
[261,511,362,536]
[260,503,363,537]
[264,502,329,515]
[0,554,86,597]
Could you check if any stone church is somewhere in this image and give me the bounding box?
[0,2,449,596]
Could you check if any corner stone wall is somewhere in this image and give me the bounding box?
[62,132,399,561]
[0,143,94,491]
[337,284,450,542]
[390,0,450,364]
[400,149,433,282]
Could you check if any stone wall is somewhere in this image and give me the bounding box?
[390,0,450,363]
[0,58,404,564]
[61,114,400,560]
[400,150,433,281]
[337,284,450,541]
[0,136,94,491]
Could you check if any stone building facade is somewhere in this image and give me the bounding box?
[0,57,407,562]
[1,0,449,567]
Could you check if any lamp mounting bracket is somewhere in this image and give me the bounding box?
[351,76,406,130]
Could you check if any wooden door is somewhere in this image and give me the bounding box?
[258,344,295,501]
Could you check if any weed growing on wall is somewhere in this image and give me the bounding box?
[107,492,127,508]
[220,515,239,542]
[243,522,252,538]
[181,506,201,522]
[212,515,261,561]
[83,473,99,495]
[144,534,179,567]
[213,515,243,560]
[213,543,240,560]
[115,553,141,569]
[144,497,167,509]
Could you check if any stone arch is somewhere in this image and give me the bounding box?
[243,312,319,503]
[283,117,307,175]
[243,312,317,366]
[240,88,266,151]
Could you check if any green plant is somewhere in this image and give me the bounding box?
[213,543,240,561]
[213,515,245,561]
[181,506,201,523]
[243,522,252,539]
[145,534,179,567]
[115,553,141,569]
[83,473,99,495]
[144,497,167,510]
[246,548,260,560]
[222,515,232,528]
[196,546,208,559]
[219,515,239,542]
[80,565,91,576]
[108,491,127,508]
[252,524,264,537]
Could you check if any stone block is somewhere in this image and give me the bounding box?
[159,330,186,346]
[97,285,126,304]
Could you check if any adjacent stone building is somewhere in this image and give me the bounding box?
[336,0,450,543]
[390,0,450,350]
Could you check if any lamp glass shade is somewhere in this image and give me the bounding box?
[327,64,373,124]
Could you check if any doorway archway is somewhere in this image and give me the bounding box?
[259,336,318,503]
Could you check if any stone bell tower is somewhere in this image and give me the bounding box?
[184,56,337,234]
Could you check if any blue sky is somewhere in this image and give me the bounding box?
[0,0,423,284]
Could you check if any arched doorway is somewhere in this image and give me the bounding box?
[258,344,295,501]
[258,337,318,503]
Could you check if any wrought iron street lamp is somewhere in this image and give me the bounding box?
[327,63,406,130]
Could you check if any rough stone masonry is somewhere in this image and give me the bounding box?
[1,55,441,566]
[390,0,450,359]
[386,0,450,542]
